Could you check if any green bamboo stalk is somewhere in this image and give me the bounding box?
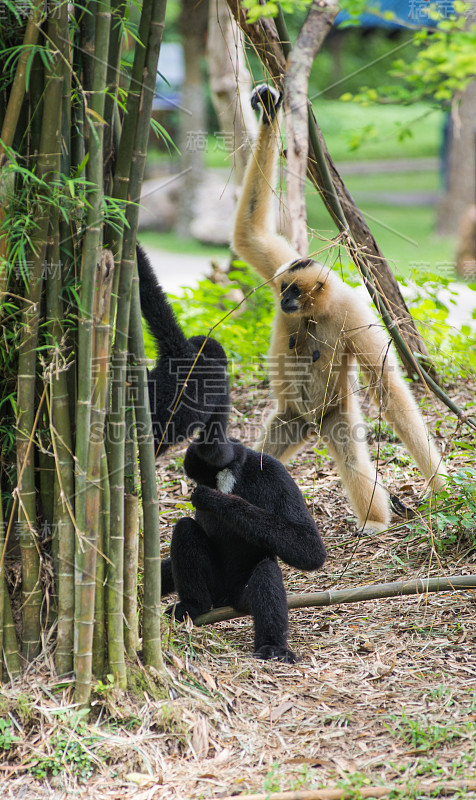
[106,0,165,684]
[129,277,163,672]
[103,0,127,197]
[74,0,111,668]
[0,495,4,681]
[92,442,109,678]
[123,387,139,657]
[16,5,67,662]
[0,1,46,307]
[195,574,476,626]
[47,205,76,676]
[0,0,45,162]
[126,0,166,672]
[75,250,114,707]
[3,585,21,680]
[1,478,21,681]
[79,1,97,101]
[70,22,86,183]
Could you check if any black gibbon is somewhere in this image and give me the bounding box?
[161,426,327,663]
[232,84,447,533]
[136,244,229,456]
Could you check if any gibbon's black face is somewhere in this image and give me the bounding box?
[280,281,301,314]
[278,259,325,316]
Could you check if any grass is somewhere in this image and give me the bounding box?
[314,100,445,162]
[137,230,229,259]
[306,193,456,279]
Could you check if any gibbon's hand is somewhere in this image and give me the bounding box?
[251,84,283,124]
[190,484,222,510]
[191,484,252,518]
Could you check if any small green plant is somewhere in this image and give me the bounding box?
[387,710,462,751]
[94,674,116,696]
[409,468,476,551]
[29,717,101,780]
[0,718,19,751]
[263,762,283,793]
[290,764,318,790]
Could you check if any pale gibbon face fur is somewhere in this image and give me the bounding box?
[276,259,325,316]
[232,83,447,534]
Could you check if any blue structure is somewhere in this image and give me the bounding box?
[153,43,184,112]
[335,0,456,29]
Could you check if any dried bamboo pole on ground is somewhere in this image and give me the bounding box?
[75,251,114,708]
[219,777,476,800]
[195,575,476,626]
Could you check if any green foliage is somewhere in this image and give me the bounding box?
[166,261,274,381]
[407,468,476,552]
[0,717,19,751]
[388,709,465,750]
[28,713,101,780]
[399,271,476,380]
[342,4,476,106]
[241,0,311,23]
[263,762,283,793]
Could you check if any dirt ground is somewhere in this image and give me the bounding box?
[1,380,476,799]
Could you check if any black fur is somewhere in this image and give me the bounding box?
[288,258,314,273]
[136,243,230,455]
[162,436,327,663]
[251,84,283,124]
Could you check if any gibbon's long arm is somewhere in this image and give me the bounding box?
[232,86,298,282]
[345,308,447,491]
[191,484,326,572]
[136,243,188,356]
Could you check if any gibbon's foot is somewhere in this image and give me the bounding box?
[255,644,300,664]
[359,519,389,535]
[251,84,283,123]
[165,601,196,623]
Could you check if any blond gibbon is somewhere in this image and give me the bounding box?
[232,84,447,533]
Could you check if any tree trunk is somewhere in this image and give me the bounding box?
[437,82,476,235]
[175,0,209,237]
[207,0,257,189]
